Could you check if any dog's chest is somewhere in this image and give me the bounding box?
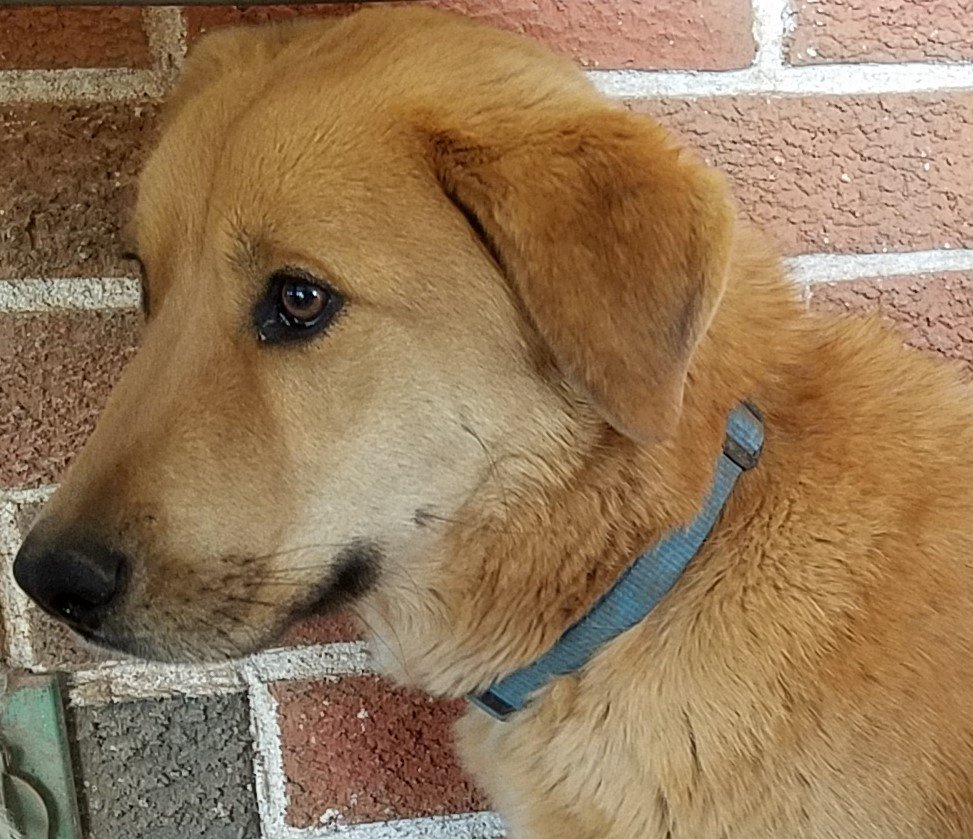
[455,684,737,839]
[454,680,894,839]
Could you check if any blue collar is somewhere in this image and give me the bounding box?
[470,403,765,720]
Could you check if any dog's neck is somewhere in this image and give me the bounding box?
[362,227,806,698]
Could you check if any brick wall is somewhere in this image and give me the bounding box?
[1,2,972,837]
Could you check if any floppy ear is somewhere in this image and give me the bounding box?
[429,108,734,442]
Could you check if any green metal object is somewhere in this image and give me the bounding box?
[0,673,81,839]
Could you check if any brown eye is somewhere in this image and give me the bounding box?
[254,269,343,345]
[280,280,327,324]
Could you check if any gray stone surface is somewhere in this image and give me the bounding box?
[69,693,260,839]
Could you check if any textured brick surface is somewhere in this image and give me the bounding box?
[274,677,485,827]
[810,273,973,370]
[185,0,756,70]
[0,8,151,70]
[788,0,973,65]
[634,93,973,255]
[0,311,140,489]
[0,103,156,281]
[12,501,109,670]
[70,693,260,839]
[281,612,363,645]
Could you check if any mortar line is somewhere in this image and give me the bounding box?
[0,68,161,103]
[589,62,973,99]
[0,277,140,312]
[751,0,791,72]
[67,659,246,706]
[245,676,290,837]
[3,60,973,105]
[281,811,507,839]
[786,249,973,284]
[0,486,56,509]
[0,501,36,669]
[243,641,372,683]
[66,642,373,706]
[143,6,188,85]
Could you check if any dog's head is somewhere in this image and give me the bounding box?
[14,8,733,662]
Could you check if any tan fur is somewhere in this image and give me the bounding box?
[22,9,973,837]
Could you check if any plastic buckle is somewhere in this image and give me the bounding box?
[468,689,518,721]
[722,403,764,471]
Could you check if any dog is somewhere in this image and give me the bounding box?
[13,8,973,837]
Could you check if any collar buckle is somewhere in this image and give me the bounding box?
[723,436,760,471]
[722,402,764,471]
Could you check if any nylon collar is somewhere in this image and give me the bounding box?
[470,403,764,720]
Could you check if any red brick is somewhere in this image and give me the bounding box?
[185,0,755,70]
[633,94,973,255]
[280,612,363,646]
[0,311,140,489]
[0,103,157,281]
[788,0,973,65]
[0,7,151,70]
[810,273,973,370]
[274,677,486,827]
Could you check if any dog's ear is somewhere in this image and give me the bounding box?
[162,22,313,125]
[429,108,734,442]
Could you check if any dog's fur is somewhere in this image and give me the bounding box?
[22,9,973,837]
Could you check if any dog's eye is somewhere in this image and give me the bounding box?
[280,280,327,324]
[255,269,343,344]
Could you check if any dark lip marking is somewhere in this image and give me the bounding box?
[292,539,382,620]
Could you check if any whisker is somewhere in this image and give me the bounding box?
[413,509,522,537]
[224,594,279,609]
[461,421,514,532]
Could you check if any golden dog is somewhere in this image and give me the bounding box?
[14,8,973,837]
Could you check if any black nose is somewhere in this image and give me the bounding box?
[13,532,128,632]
